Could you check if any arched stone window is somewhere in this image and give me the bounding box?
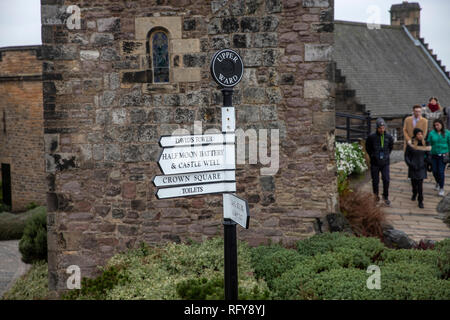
[149,30,169,83]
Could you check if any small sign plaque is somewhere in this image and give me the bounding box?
[153,170,236,188]
[210,49,244,88]
[156,182,236,199]
[158,144,235,175]
[223,193,250,229]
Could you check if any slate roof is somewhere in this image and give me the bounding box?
[333,21,450,118]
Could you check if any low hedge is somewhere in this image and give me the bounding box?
[261,233,450,300]
[0,207,46,241]
[4,233,449,300]
[64,238,269,300]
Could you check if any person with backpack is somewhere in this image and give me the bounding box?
[366,118,395,205]
[404,128,431,208]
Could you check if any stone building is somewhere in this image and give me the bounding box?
[334,2,450,144]
[40,0,336,291]
[0,46,47,211]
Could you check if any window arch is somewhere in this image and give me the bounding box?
[149,30,169,83]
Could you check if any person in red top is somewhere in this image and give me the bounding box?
[427,97,442,112]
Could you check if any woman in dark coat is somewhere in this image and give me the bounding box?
[404,128,431,208]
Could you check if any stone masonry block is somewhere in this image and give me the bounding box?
[173,68,202,82]
[120,41,146,56]
[303,0,329,7]
[304,44,333,62]
[171,39,201,54]
[304,80,330,99]
[135,17,182,40]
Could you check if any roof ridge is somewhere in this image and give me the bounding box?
[334,20,402,30]
[418,37,449,79]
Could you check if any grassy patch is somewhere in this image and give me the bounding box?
[0,207,46,241]
[1,261,49,300]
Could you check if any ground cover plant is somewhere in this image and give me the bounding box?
[4,233,449,300]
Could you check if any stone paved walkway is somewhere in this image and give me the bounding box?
[361,161,450,242]
[0,240,30,298]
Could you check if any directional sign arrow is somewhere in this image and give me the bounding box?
[158,144,235,175]
[223,194,250,229]
[156,182,236,199]
[159,133,235,148]
[153,170,236,188]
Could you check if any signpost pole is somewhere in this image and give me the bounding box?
[223,218,238,300]
[222,86,238,301]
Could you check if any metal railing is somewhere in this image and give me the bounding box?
[336,110,372,143]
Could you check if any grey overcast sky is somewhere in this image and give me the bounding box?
[0,0,449,69]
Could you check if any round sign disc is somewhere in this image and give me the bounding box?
[210,49,244,88]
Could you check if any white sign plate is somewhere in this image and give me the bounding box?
[223,194,250,229]
[158,144,235,175]
[159,133,235,148]
[153,170,236,188]
[156,182,236,199]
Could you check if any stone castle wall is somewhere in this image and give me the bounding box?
[41,0,336,291]
[0,46,46,211]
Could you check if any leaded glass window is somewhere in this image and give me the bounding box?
[151,31,169,83]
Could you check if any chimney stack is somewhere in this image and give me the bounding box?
[390,1,421,39]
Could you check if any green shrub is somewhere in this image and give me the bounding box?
[0,207,45,240]
[1,261,49,300]
[176,276,271,300]
[379,262,450,299]
[63,266,130,300]
[379,248,441,269]
[435,239,450,279]
[177,277,224,300]
[296,232,385,261]
[64,237,269,300]
[251,245,306,288]
[19,209,47,264]
[299,267,381,300]
[25,202,39,211]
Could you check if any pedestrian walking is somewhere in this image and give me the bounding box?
[403,105,428,151]
[426,119,450,196]
[404,128,431,208]
[366,118,395,205]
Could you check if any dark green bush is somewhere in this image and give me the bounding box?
[63,266,130,300]
[265,234,450,300]
[296,232,385,261]
[379,262,450,299]
[25,202,39,211]
[435,239,450,279]
[176,276,271,300]
[379,248,441,268]
[299,268,381,300]
[251,245,306,288]
[18,209,47,263]
[0,207,45,241]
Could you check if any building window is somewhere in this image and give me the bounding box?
[150,31,169,83]
[2,110,5,134]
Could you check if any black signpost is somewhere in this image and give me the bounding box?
[211,48,244,301]
[155,49,246,301]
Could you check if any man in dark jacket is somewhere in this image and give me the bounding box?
[365,118,395,205]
